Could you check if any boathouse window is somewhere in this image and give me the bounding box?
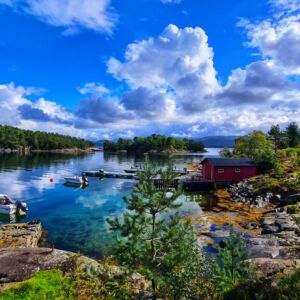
[217,168,224,173]
[235,168,241,173]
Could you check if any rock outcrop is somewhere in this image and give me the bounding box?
[0,221,42,249]
[228,181,281,208]
[0,248,73,283]
[246,208,300,277]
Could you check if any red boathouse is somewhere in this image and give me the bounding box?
[200,158,257,182]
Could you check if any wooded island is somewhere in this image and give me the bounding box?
[0,125,93,151]
[103,134,206,153]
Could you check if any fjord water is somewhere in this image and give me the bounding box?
[0,151,214,258]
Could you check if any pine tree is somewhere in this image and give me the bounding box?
[286,122,300,148]
[107,162,208,299]
[213,229,254,295]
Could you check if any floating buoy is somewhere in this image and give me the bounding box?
[50,178,54,182]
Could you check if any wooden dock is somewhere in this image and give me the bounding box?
[153,179,179,190]
[82,170,138,179]
[100,171,138,179]
[82,168,227,191]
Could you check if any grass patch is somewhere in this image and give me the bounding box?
[0,270,74,300]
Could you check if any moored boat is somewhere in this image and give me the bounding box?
[124,165,144,174]
[64,175,89,186]
[0,194,28,215]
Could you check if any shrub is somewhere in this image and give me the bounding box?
[213,229,254,296]
[223,269,300,300]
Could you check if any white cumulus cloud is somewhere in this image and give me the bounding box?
[0,0,117,34]
[78,82,110,96]
[108,24,220,113]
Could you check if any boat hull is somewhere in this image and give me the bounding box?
[124,169,137,174]
[0,204,16,215]
[64,177,83,185]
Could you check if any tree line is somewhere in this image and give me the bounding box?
[0,125,93,150]
[268,122,300,149]
[103,134,205,153]
[220,122,300,173]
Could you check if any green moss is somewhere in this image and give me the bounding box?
[0,270,74,300]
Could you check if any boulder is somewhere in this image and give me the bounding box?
[260,217,275,226]
[250,258,300,278]
[261,225,280,234]
[275,218,298,232]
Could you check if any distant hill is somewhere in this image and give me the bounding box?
[198,136,239,148]
[95,140,104,148]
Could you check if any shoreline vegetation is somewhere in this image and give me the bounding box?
[103,134,206,153]
[0,125,94,154]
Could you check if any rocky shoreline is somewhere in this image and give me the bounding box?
[191,187,300,279]
[31,148,92,154]
[247,208,300,278]
[0,222,146,293]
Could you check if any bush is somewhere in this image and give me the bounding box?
[224,269,300,300]
[277,148,300,158]
[0,270,74,300]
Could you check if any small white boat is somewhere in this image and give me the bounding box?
[0,194,28,215]
[64,176,88,186]
[124,165,144,174]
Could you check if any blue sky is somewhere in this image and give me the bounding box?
[0,0,300,140]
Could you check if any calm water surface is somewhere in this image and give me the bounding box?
[0,150,219,257]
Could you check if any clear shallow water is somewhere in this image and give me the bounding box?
[0,151,216,258]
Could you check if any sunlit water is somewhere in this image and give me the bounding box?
[0,150,221,257]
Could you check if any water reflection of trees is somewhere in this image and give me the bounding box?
[103,152,199,167]
[103,152,174,166]
[0,153,91,171]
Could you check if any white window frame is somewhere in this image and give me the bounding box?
[235,168,241,173]
[218,168,224,173]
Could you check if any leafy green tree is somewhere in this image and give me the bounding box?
[268,124,288,149]
[286,122,300,148]
[219,147,233,158]
[233,131,278,173]
[107,163,207,299]
[213,229,254,296]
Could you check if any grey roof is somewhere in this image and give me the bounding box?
[202,157,256,167]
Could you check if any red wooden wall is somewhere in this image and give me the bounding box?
[201,160,256,182]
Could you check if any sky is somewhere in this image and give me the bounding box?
[0,0,300,141]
